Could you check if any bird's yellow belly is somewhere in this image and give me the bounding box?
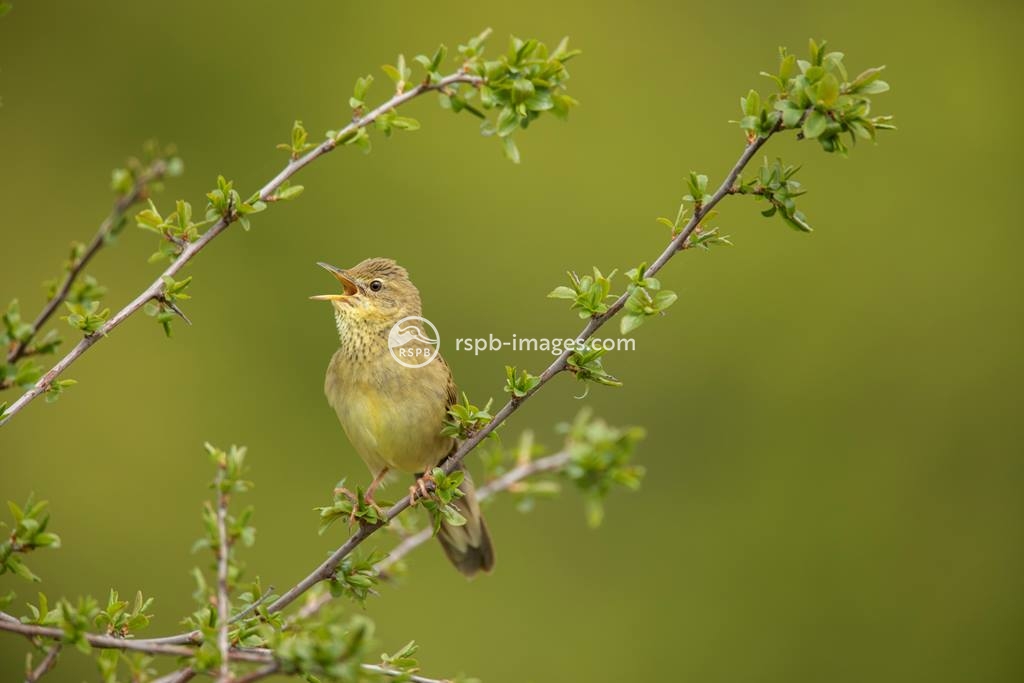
[326,358,452,476]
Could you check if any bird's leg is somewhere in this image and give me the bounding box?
[332,469,388,526]
[329,484,362,527]
[362,468,389,519]
[408,470,436,506]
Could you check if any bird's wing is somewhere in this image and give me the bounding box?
[436,353,459,411]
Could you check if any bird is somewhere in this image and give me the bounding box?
[311,257,494,576]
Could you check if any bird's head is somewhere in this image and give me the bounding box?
[311,258,422,336]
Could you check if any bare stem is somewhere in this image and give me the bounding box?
[360,663,449,683]
[214,469,232,682]
[0,71,482,427]
[230,585,275,624]
[151,668,197,683]
[230,664,278,683]
[0,616,265,660]
[23,643,60,683]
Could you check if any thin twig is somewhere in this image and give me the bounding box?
[228,657,450,683]
[361,663,449,683]
[214,468,232,683]
[229,585,275,624]
[230,663,278,683]
[151,668,197,683]
[3,161,168,373]
[0,71,482,427]
[24,643,60,683]
[0,617,238,659]
[133,631,201,646]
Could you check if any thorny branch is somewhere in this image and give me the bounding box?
[23,643,60,683]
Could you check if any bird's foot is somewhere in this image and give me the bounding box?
[361,493,387,522]
[408,472,436,506]
[333,485,357,502]
[332,486,380,526]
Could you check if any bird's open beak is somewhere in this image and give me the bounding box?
[310,262,359,301]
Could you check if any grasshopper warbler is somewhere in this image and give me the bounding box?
[311,258,494,576]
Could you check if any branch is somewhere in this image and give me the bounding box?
[3,161,167,372]
[0,71,481,427]
[209,662,446,683]
[151,669,196,683]
[2,615,448,683]
[23,643,60,683]
[1,610,62,682]
[214,468,232,683]
[230,664,277,683]
[360,663,449,683]
[229,585,275,624]
[0,615,259,661]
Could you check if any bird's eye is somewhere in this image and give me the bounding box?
[369,279,383,292]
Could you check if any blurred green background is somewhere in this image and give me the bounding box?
[2,1,1022,681]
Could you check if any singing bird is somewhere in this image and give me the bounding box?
[312,258,494,576]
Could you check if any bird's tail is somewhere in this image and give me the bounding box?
[436,467,494,577]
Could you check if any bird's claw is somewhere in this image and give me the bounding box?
[363,495,386,521]
[408,473,435,506]
[333,485,357,502]
[334,485,385,526]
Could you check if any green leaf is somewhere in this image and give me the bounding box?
[803,110,828,139]
[350,74,374,108]
[652,289,677,311]
[816,73,839,106]
[857,80,890,95]
[620,314,645,335]
[548,286,576,300]
[496,107,518,137]
[381,64,401,83]
[501,136,520,164]
[504,366,540,398]
[8,557,41,582]
[390,116,420,131]
[273,184,305,202]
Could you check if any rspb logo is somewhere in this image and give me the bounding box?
[387,316,441,369]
